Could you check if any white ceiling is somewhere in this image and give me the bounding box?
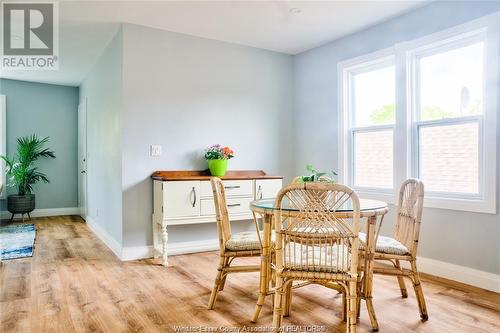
[0,0,428,86]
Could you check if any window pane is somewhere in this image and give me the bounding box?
[353,66,395,127]
[419,122,479,194]
[354,130,393,188]
[419,42,484,121]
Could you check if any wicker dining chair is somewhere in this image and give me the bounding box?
[360,179,428,320]
[207,177,263,310]
[272,182,361,333]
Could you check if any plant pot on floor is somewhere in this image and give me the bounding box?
[208,159,228,177]
[7,194,35,222]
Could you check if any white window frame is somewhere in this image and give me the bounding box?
[338,49,396,203]
[339,12,499,213]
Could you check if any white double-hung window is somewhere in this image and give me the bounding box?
[339,14,498,213]
[340,54,396,193]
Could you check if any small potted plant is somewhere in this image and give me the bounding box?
[204,144,234,177]
[1,135,56,221]
[296,164,337,183]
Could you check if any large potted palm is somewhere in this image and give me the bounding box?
[1,135,56,221]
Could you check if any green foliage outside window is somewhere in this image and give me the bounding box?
[368,102,480,124]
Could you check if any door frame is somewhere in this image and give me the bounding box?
[78,98,88,220]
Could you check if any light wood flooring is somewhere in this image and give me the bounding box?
[1,216,499,333]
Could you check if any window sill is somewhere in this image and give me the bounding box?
[355,189,496,214]
[423,196,496,214]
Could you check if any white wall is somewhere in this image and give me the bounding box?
[79,28,124,250]
[121,24,294,247]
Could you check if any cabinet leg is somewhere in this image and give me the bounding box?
[153,221,159,259]
[162,225,168,266]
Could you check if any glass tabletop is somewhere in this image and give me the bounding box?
[250,198,387,212]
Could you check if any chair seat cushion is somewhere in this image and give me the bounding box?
[359,232,410,255]
[284,243,351,273]
[225,231,262,251]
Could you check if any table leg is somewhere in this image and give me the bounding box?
[251,213,272,323]
[364,215,379,331]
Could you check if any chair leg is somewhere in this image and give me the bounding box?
[410,260,428,320]
[341,292,346,322]
[283,282,292,317]
[272,276,286,331]
[365,297,378,331]
[218,257,230,291]
[207,256,226,309]
[347,281,357,333]
[355,277,362,319]
[271,252,276,288]
[355,262,364,320]
[395,260,408,298]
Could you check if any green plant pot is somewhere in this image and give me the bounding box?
[208,159,228,177]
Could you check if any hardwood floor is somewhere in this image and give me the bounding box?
[1,216,499,333]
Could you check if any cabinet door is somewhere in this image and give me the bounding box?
[255,179,283,200]
[164,181,200,218]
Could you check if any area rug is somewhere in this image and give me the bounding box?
[0,224,36,260]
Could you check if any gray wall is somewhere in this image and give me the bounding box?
[293,1,500,274]
[121,23,294,247]
[79,29,124,246]
[0,79,79,209]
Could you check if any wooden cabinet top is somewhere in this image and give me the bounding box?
[151,170,283,181]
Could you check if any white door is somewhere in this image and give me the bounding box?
[78,99,88,220]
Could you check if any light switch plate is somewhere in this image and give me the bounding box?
[150,145,162,157]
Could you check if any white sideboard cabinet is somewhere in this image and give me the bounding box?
[152,170,283,266]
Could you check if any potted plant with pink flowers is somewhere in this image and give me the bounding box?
[204,144,234,177]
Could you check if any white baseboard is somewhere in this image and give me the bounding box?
[31,207,81,217]
[121,245,153,261]
[120,238,219,261]
[1,207,80,220]
[85,216,122,260]
[402,256,500,293]
[168,238,219,256]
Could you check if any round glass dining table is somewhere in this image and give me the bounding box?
[251,198,388,214]
[249,198,388,331]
